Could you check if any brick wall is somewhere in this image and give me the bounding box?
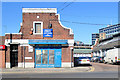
[6,46,10,62]
[62,46,72,62]
[0,50,5,68]
[24,46,35,62]
[0,36,5,45]
[5,34,22,39]
[5,13,73,40]
[18,46,23,62]
[18,46,35,63]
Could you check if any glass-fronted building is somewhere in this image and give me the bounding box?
[99,24,120,38]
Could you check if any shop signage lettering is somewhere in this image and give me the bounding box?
[0,45,5,49]
[43,29,53,37]
[28,45,33,52]
[25,57,32,59]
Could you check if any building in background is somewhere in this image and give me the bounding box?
[99,32,106,40]
[73,42,92,66]
[99,24,120,39]
[74,41,84,46]
[92,24,120,45]
[92,33,99,45]
[92,33,120,63]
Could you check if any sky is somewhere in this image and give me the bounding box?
[1,2,118,44]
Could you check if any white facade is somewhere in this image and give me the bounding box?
[22,8,57,13]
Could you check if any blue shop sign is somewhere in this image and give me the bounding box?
[29,40,68,44]
[43,29,53,37]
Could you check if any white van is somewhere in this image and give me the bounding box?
[104,48,120,64]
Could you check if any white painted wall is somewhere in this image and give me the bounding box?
[5,39,29,46]
[22,8,57,13]
[74,53,91,57]
[62,62,72,68]
[25,62,34,68]
[18,62,24,68]
[6,62,10,68]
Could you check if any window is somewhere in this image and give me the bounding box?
[101,34,103,36]
[92,39,96,40]
[33,21,43,34]
[49,50,54,64]
[36,50,42,64]
[42,50,48,64]
[35,23,41,33]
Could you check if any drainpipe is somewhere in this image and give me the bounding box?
[70,47,73,68]
[24,46,26,68]
[21,22,23,68]
[10,33,12,68]
[10,33,12,43]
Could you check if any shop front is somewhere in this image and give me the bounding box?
[35,47,61,68]
[29,40,68,68]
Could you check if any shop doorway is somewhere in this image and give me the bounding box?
[10,44,18,68]
[35,48,61,68]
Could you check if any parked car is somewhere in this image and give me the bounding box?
[95,57,104,63]
[91,57,94,62]
[91,57,98,62]
[78,57,90,65]
[74,57,79,66]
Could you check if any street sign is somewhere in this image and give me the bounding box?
[43,29,53,37]
[28,45,33,52]
[0,45,5,49]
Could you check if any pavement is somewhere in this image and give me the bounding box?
[1,62,119,74]
[0,66,94,74]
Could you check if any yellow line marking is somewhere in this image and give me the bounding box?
[88,66,95,72]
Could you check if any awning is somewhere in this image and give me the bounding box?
[29,40,68,44]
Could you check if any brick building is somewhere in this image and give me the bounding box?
[5,8,74,68]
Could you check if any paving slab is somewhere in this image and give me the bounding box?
[0,67,91,74]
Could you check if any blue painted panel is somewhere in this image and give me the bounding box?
[29,40,68,44]
[43,29,53,37]
[54,49,61,67]
[35,45,62,49]
[36,64,54,68]
[35,49,36,68]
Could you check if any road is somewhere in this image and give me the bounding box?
[1,62,119,78]
[91,62,119,72]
